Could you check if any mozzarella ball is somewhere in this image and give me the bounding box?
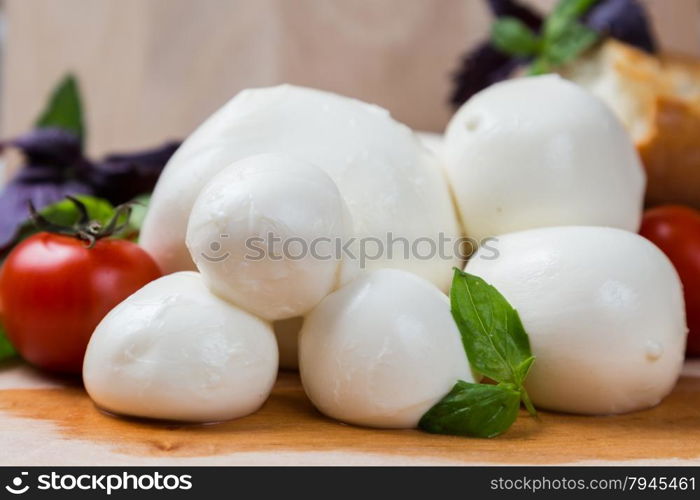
[186,154,354,321]
[83,272,278,422]
[274,316,303,370]
[444,75,645,241]
[466,226,686,415]
[299,269,475,428]
[141,85,460,290]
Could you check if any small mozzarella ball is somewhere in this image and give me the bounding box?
[300,269,474,428]
[83,272,278,423]
[187,154,352,321]
[186,154,354,321]
[444,75,645,241]
[141,85,461,290]
[466,226,686,415]
[274,316,303,370]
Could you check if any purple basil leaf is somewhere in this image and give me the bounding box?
[6,127,83,166]
[0,127,93,249]
[450,42,524,108]
[487,0,543,30]
[585,0,656,53]
[86,141,180,205]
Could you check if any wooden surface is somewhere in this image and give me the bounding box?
[1,360,699,466]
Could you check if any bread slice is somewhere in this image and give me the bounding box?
[559,39,700,208]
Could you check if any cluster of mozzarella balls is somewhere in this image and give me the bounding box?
[83,76,687,426]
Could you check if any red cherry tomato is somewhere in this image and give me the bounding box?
[640,205,700,356]
[0,233,161,373]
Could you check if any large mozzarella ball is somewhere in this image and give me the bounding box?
[444,75,645,241]
[299,269,474,428]
[141,85,460,291]
[466,226,686,415]
[186,154,354,321]
[83,272,278,422]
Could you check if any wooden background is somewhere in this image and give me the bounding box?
[1,0,699,157]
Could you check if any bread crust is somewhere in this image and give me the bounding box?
[623,43,700,208]
[638,96,700,208]
[562,40,700,208]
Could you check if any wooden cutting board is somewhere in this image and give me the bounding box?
[1,360,699,466]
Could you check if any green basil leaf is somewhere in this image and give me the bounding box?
[0,322,16,361]
[419,381,521,438]
[491,17,540,57]
[543,21,599,66]
[450,269,533,385]
[544,0,600,40]
[36,195,114,227]
[35,74,84,140]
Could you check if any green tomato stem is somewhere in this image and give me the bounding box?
[520,388,538,417]
[29,196,133,248]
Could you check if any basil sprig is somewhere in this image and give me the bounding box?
[419,269,537,438]
[491,0,601,75]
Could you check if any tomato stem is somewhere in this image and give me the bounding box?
[28,196,133,248]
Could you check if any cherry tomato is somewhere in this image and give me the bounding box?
[640,205,700,356]
[0,233,161,373]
